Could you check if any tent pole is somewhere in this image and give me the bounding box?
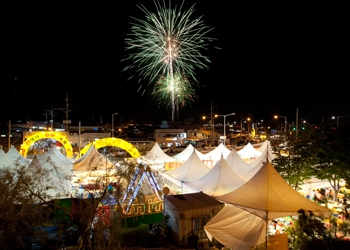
[266,211,268,249]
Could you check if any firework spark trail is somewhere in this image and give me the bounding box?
[123,0,214,121]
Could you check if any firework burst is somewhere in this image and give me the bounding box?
[123,0,215,121]
[153,73,197,119]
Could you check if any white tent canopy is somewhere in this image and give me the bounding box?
[205,204,266,250]
[47,147,74,171]
[206,162,331,249]
[172,144,205,161]
[162,149,210,187]
[237,143,262,159]
[0,148,24,170]
[28,156,71,198]
[257,140,270,153]
[183,157,246,197]
[139,142,176,168]
[216,162,331,220]
[203,143,231,161]
[6,145,31,166]
[249,147,275,168]
[73,144,115,172]
[225,148,254,176]
[49,146,74,164]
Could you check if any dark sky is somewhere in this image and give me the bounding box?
[2,1,348,126]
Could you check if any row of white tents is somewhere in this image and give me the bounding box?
[158,142,331,249]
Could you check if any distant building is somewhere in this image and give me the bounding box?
[163,192,224,245]
[154,128,186,148]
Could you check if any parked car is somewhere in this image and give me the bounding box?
[173,145,187,153]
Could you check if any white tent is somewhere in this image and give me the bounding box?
[162,149,210,187]
[249,147,275,168]
[139,142,177,170]
[237,143,262,159]
[0,148,23,170]
[257,140,270,153]
[225,148,254,176]
[49,146,74,164]
[205,204,266,250]
[73,144,115,172]
[203,143,231,161]
[47,147,74,171]
[183,157,246,197]
[206,162,331,249]
[216,161,331,219]
[172,144,205,161]
[28,156,71,198]
[6,145,31,166]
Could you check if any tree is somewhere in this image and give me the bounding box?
[272,130,313,190]
[0,167,53,249]
[3,149,147,249]
[308,124,350,201]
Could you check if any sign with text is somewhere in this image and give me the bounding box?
[165,161,183,171]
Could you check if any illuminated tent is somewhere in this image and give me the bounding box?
[139,142,176,168]
[49,146,74,165]
[172,144,206,161]
[206,162,331,249]
[237,143,262,159]
[203,143,231,161]
[6,145,31,166]
[257,140,270,153]
[205,204,266,250]
[39,151,73,177]
[27,156,71,199]
[162,149,210,188]
[73,144,115,173]
[249,147,275,169]
[182,156,246,197]
[225,148,254,176]
[216,161,331,219]
[47,147,74,171]
[0,148,24,170]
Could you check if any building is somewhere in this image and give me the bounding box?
[163,192,224,245]
[154,128,186,149]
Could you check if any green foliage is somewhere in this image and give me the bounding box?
[286,209,350,250]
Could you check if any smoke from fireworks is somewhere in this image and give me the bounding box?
[123,0,214,120]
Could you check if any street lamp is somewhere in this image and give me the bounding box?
[216,113,236,146]
[274,115,287,134]
[111,112,118,137]
[240,117,250,141]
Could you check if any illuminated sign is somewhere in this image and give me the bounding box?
[78,137,141,158]
[20,131,73,158]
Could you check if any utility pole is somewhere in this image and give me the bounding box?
[8,120,11,152]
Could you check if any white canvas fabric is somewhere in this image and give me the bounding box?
[183,157,246,197]
[73,145,115,171]
[47,147,73,171]
[172,144,206,161]
[216,162,331,219]
[28,156,71,198]
[237,143,262,158]
[6,145,31,166]
[204,204,266,250]
[140,142,176,163]
[0,148,23,170]
[50,146,74,164]
[162,149,210,186]
[250,146,276,168]
[257,140,269,153]
[204,143,231,161]
[225,149,254,176]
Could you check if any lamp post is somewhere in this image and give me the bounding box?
[217,113,236,146]
[111,112,118,137]
[274,115,287,134]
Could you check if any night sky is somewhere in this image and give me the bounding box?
[2,1,348,126]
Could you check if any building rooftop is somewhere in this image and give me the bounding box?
[164,192,223,211]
